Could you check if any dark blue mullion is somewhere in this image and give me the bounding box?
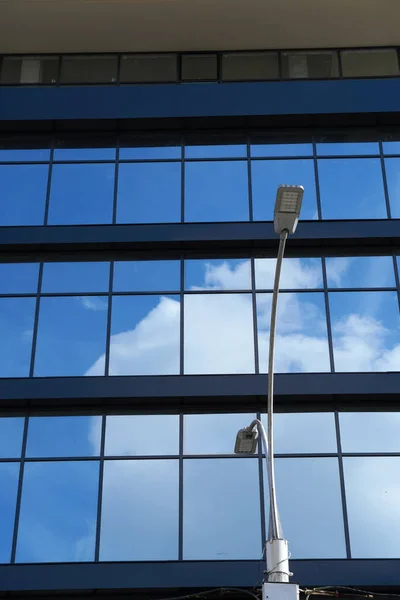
[43,143,54,226]
[112,142,120,225]
[256,411,267,562]
[379,139,392,219]
[312,139,323,221]
[104,262,114,377]
[94,414,106,562]
[334,411,352,559]
[10,415,28,563]
[28,263,44,378]
[178,413,184,560]
[180,257,185,376]
[251,258,260,376]
[322,259,336,374]
[393,254,400,314]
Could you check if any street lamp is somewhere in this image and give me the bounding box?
[235,185,304,596]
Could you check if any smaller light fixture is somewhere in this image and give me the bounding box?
[234,427,258,454]
[274,185,304,235]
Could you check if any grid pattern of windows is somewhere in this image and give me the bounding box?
[2,411,400,563]
[0,256,398,377]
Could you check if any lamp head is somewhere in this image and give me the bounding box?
[234,427,258,454]
[274,185,304,235]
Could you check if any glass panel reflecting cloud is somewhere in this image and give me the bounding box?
[384,158,400,218]
[184,413,256,455]
[251,143,313,157]
[0,263,39,294]
[329,291,399,372]
[16,461,99,563]
[185,145,246,158]
[316,142,380,156]
[0,463,19,563]
[261,413,338,454]
[0,298,35,377]
[26,416,101,458]
[0,417,24,458]
[255,258,323,290]
[0,164,48,226]
[340,412,400,453]
[113,260,180,292]
[183,458,261,559]
[100,459,178,561]
[185,259,251,290]
[105,415,179,455]
[42,262,110,293]
[326,256,396,288]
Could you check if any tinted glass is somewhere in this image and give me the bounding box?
[255,258,323,290]
[109,295,180,375]
[185,145,247,158]
[326,256,396,288]
[0,298,35,377]
[42,262,110,293]
[184,293,255,374]
[383,141,400,155]
[272,412,337,454]
[60,56,117,84]
[316,142,380,156]
[120,146,181,160]
[0,57,58,85]
[181,54,217,81]
[34,296,108,377]
[117,162,181,223]
[252,159,318,221]
[53,147,116,161]
[26,416,101,457]
[100,460,179,561]
[183,458,261,559]
[340,412,400,452]
[105,415,179,456]
[0,464,19,563]
[0,417,24,458]
[120,54,177,83]
[184,413,256,455]
[16,461,99,562]
[48,163,114,225]
[0,164,48,226]
[318,158,387,219]
[0,263,39,294]
[113,260,180,292]
[341,49,399,77]
[282,51,339,79]
[384,158,400,218]
[185,161,249,221]
[0,149,50,161]
[250,143,313,157]
[185,259,251,290]
[221,52,279,81]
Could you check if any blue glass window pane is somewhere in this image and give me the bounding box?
[53,147,116,161]
[105,415,179,456]
[16,461,99,563]
[100,459,178,561]
[184,413,256,454]
[383,141,400,155]
[0,149,50,162]
[318,158,387,219]
[120,146,181,160]
[184,293,255,374]
[0,165,48,226]
[110,295,180,375]
[252,159,318,221]
[183,458,261,559]
[0,263,39,294]
[384,158,400,218]
[0,417,24,458]
[329,291,399,372]
[0,463,19,563]
[340,412,400,453]
[316,142,380,156]
[185,161,249,222]
[48,163,114,225]
[42,262,110,293]
[251,143,313,157]
[117,162,181,224]
[257,292,330,373]
[26,416,102,457]
[255,258,323,289]
[0,297,35,377]
[185,145,247,158]
[266,413,337,453]
[34,296,108,377]
[326,256,396,288]
[185,259,251,290]
[113,261,180,292]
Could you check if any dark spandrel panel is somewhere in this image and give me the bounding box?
[42,262,110,294]
[34,296,108,377]
[318,158,387,219]
[257,292,330,374]
[316,142,380,156]
[120,54,177,83]
[181,54,218,81]
[117,162,181,224]
[16,461,99,563]
[340,412,400,453]
[326,256,396,289]
[100,460,179,561]
[184,413,256,455]
[252,159,318,221]
[185,161,249,222]
[105,415,179,456]
[48,163,114,225]
[110,295,180,376]
[345,457,400,557]
[255,258,323,290]
[329,291,399,373]
[0,56,58,85]
[281,51,339,79]
[0,417,24,458]
[0,463,19,564]
[185,259,251,290]
[184,293,255,374]
[0,164,48,226]
[0,297,35,378]
[185,145,247,159]
[183,458,261,560]
[383,141,400,155]
[60,56,118,84]
[341,49,399,78]
[384,158,400,218]
[261,412,337,454]
[0,263,39,294]
[250,143,313,157]
[53,147,116,161]
[0,149,50,162]
[113,260,180,292]
[274,458,346,558]
[26,416,102,458]
[120,146,181,160]
[221,52,279,81]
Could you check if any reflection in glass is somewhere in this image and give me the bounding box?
[221,52,279,81]
[0,298,35,377]
[184,294,255,374]
[100,460,178,560]
[0,463,19,563]
[185,145,247,158]
[181,54,217,81]
[341,49,399,78]
[117,162,181,223]
[274,458,345,558]
[120,54,177,83]
[255,258,322,290]
[113,260,180,292]
[109,295,180,375]
[0,164,48,226]
[0,56,58,85]
[26,416,101,458]
[60,56,118,84]
[281,51,339,79]
[42,262,110,293]
[0,417,24,458]
[105,415,179,456]
[185,259,251,290]
[185,161,249,222]
[252,159,318,221]
[250,143,313,158]
[183,458,261,559]
[16,461,99,563]
[340,412,400,452]
[120,146,181,160]
[49,163,114,225]
[384,158,400,218]
[34,296,108,377]
[383,141,400,155]
[0,263,39,294]
[326,256,396,288]
[345,457,400,557]
[329,291,399,372]
[261,413,337,454]
[257,293,330,373]
[184,413,256,455]
[318,158,387,219]
[316,142,380,156]
[53,147,116,161]
[0,149,50,161]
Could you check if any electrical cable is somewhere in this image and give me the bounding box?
[302,587,400,599]
[153,587,261,600]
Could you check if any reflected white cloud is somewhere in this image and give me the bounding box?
[81,297,108,312]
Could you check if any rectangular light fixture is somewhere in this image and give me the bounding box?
[234,427,258,454]
[274,185,304,234]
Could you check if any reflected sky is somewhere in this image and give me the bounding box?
[0,297,35,377]
[0,149,50,161]
[340,412,400,453]
[0,463,19,563]
[53,147,116,161]
[105,415,179,455]
[26,416,101,458]
[184,413,256,454]
[0,164,48,226]
[120,146,181,160]
[42,262,110,294]
[0,263,39,294]
[251,143,312,157]
[326,256,396,288]
[113,260,180,292]
[316,142,380,156]
[255,258,323,289]
[185,258,251,290]
[262,413,338,454]
[383,158,400,218]
[0,417,24,458]
[185,145,247,159]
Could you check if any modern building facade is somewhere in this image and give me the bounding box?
[0,1,400,598]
